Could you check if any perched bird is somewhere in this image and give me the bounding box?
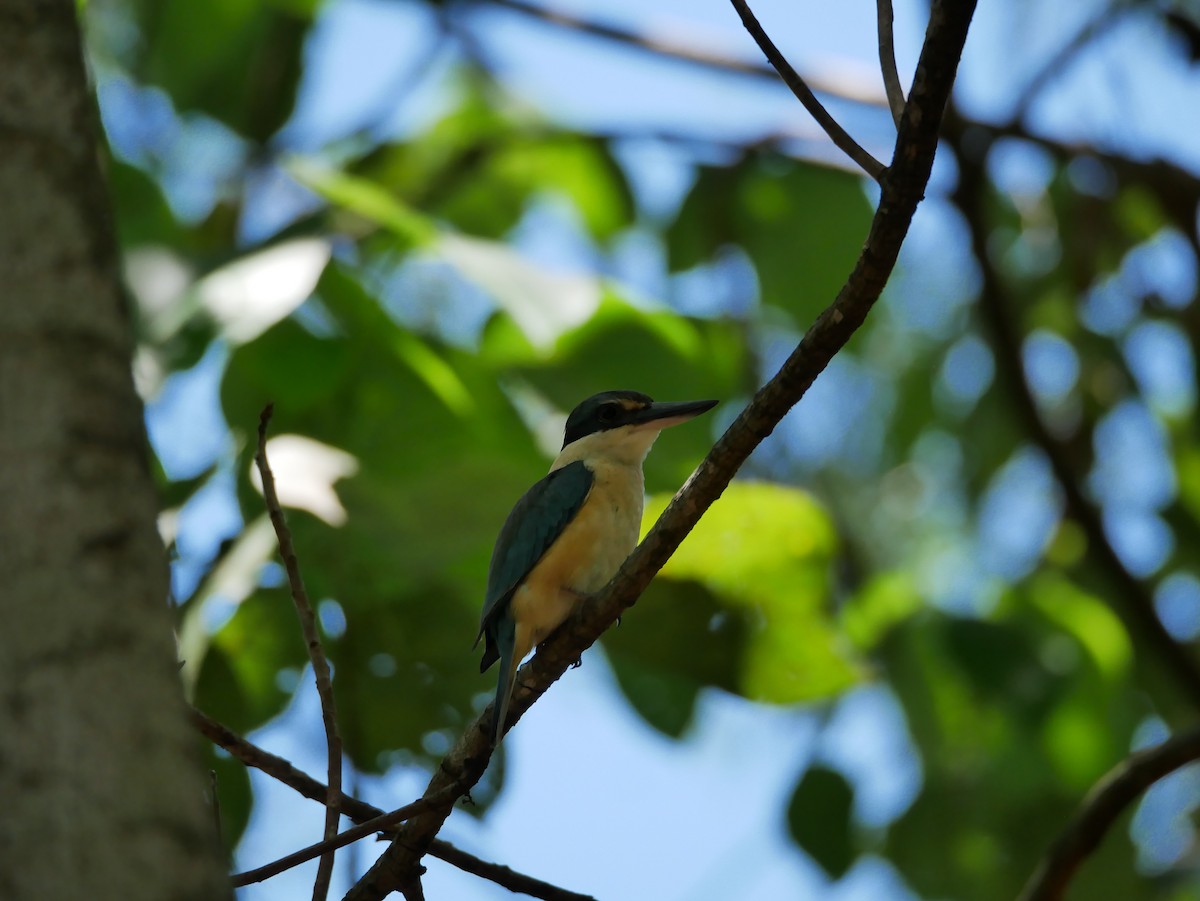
[475,390,717,744]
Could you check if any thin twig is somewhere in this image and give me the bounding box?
[480,0,888,107]
[424,842,595,901]
[728,0,886,181]
[232,789,461,887]
[188,707,595,901]
[1018,727,1200,901]
[955,150,1200,710]
[255,404,344,901]
[209,770,222,845]
[1011,0,1135,122]
[876,0,906,127]
[343,2,976,897]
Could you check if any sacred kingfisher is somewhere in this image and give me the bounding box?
[475,390,717,744]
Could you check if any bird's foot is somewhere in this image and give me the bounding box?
[571,656,583,669]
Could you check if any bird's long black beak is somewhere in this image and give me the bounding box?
[631,398,718,430]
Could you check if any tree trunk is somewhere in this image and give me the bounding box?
[0,1,231,898]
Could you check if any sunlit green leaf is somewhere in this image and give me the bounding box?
[290,159,438,247]
[1029,572,1132,681]
[644,481,858,704]
[841,570,922,650]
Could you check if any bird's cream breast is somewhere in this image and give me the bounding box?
[509,460,644,651]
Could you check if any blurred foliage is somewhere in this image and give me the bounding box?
[87,0,1200,894]
[788,765,856,879]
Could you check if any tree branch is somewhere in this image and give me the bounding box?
[876,0,906,127]
[343,2,976,898]
[1017,727,1200,901]
[728,0,886,181]
[954,147,1200,709]
[231,788,461,887]
[188,707,594,901]
[255,404,345,901]
[424,843,595,901]
[478,0,888,108]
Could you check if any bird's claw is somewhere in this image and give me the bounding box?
[571,656,583,669]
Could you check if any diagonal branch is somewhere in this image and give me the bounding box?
[256,404,345,901]
[1017,726,1200,901]
[876,0,906,127]
[955,148,1200,709]
[232,788,461,887]
[343,1,976,898]
[728,0,886,181]
[479,0,888,108]
[188,707,594,901]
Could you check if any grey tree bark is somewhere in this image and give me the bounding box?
[0,1,232,898]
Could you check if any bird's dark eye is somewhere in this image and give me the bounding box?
[598,404,619,424]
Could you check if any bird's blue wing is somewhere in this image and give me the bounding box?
[476,460,594,667]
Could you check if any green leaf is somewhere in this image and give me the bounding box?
[605,655,698,739]
[331,586,480,771]
[109,161,184,248]
[603,579,746,737]
[482,293,747,488]
[353,92,633,241]
[135,0,308,141]
[290,160,438,248]
[880,612,1145,901]
[786,766,855,879]
[195,588,310,733]
[645,481,859,703]
[1028,572,1131,681]
[221,315,352,439]
[841,570,922,650]
[668,156,872,324]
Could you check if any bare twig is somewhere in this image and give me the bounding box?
[1018,727,1200,901]
[479,0,888,107]
[255,404,344,901]
[209,770,222,845]
[344,2,976,898]
[232,789,461,887]
[189,707,594,901]
[425,843,595,901]
[955,150,1200,710]
[876,0,906,127]
[728,0,886,181]
[1011,0,1135,122]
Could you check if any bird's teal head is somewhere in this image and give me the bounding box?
[558,390,717,464]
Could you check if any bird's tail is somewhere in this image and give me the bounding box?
[491,642,517,746]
